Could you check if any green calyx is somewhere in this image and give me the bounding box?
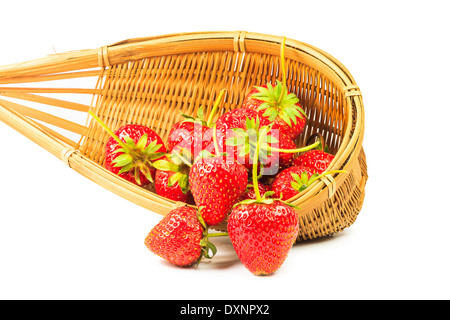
[195,208,228,266]
[112,135,164,185]
[233,190,300,210]
[153,149,193,193]
[225,116,320,166]
[252,80,306,127]
[290,170,348,193]
[88,111,163,186]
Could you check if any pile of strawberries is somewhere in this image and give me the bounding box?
[89,38,344,276]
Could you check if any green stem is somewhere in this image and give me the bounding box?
[172,150,193,168]
[206,89,226,127]
[276,37,287,106]
[88,111,139,158]
[207,232,229,237]
[261,140,321,154]
[212,124,220,155]
[252,132,262,201]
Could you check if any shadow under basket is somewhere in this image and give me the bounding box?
[0,31,367,241]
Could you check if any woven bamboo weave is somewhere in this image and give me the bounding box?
[0,31,367,241]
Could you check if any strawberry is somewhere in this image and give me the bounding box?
[293,149,335,174]
[212,107,271,169]
[227,200,299,275]
[154,166,193,205]
[262,131,297,174]
[153,150,195,204]
[241,37,307,140]
[144,206,224,267]
[88,112,167,186]
[167,116,212,161]
[269,165,346,200]
[103,124,166,186]
[167,90,226,162]
[222,115,318,176]
[269,165,315,200]
[189,156,248,226]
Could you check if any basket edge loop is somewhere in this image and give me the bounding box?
[61,147,78,168]
[233,30,247,53]
[98,46,110,69]
[319,175,336,199]
[343,85,361,98]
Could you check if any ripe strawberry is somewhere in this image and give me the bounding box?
[103,124,166,186]
[269,165,346,200]
[212,107,271,169]
[293,149,335,174]
[153,151,195,204]
[269,165,315,200]
[262,131,297,175]
[89,111,167,186]
[189,156,248,226]
[167,119,212,161]
[144,206,221,267]
[167,90,226,162]
[214,109,298,174]
[215,107,271,134]
[227,200,299,275]
[242,82,306,140]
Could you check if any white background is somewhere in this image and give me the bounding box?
[0,0,449,300]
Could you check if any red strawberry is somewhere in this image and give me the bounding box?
[242,38,307,140]
[189,156,248,226]
[89,111,167,186]
[214,108,299,175]
[269,165,315,200]
[262,131,297,175]
[212,107,271,169]
[167,90,226,161]
[293,149,335,174]
[144,206,221,267]
[103,123,166,186]
[269,165,346,200]
[154,170,194,204]
[215,107,271,135]
[167,120,212,160]
[227,200,299,275]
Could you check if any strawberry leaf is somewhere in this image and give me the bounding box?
[112,153,133,167]
[168,171,183,187]
[136,133,148,150]
[153,160,181,172]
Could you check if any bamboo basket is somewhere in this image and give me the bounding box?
[0,31,367,241]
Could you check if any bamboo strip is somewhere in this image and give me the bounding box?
[0,98,88,135]
[0,70,101,84]
[0,92,91,112]
[0,87,99,94]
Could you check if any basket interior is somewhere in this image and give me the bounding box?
[79,50,347,166]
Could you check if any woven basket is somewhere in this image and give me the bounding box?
[0,31,367,241]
